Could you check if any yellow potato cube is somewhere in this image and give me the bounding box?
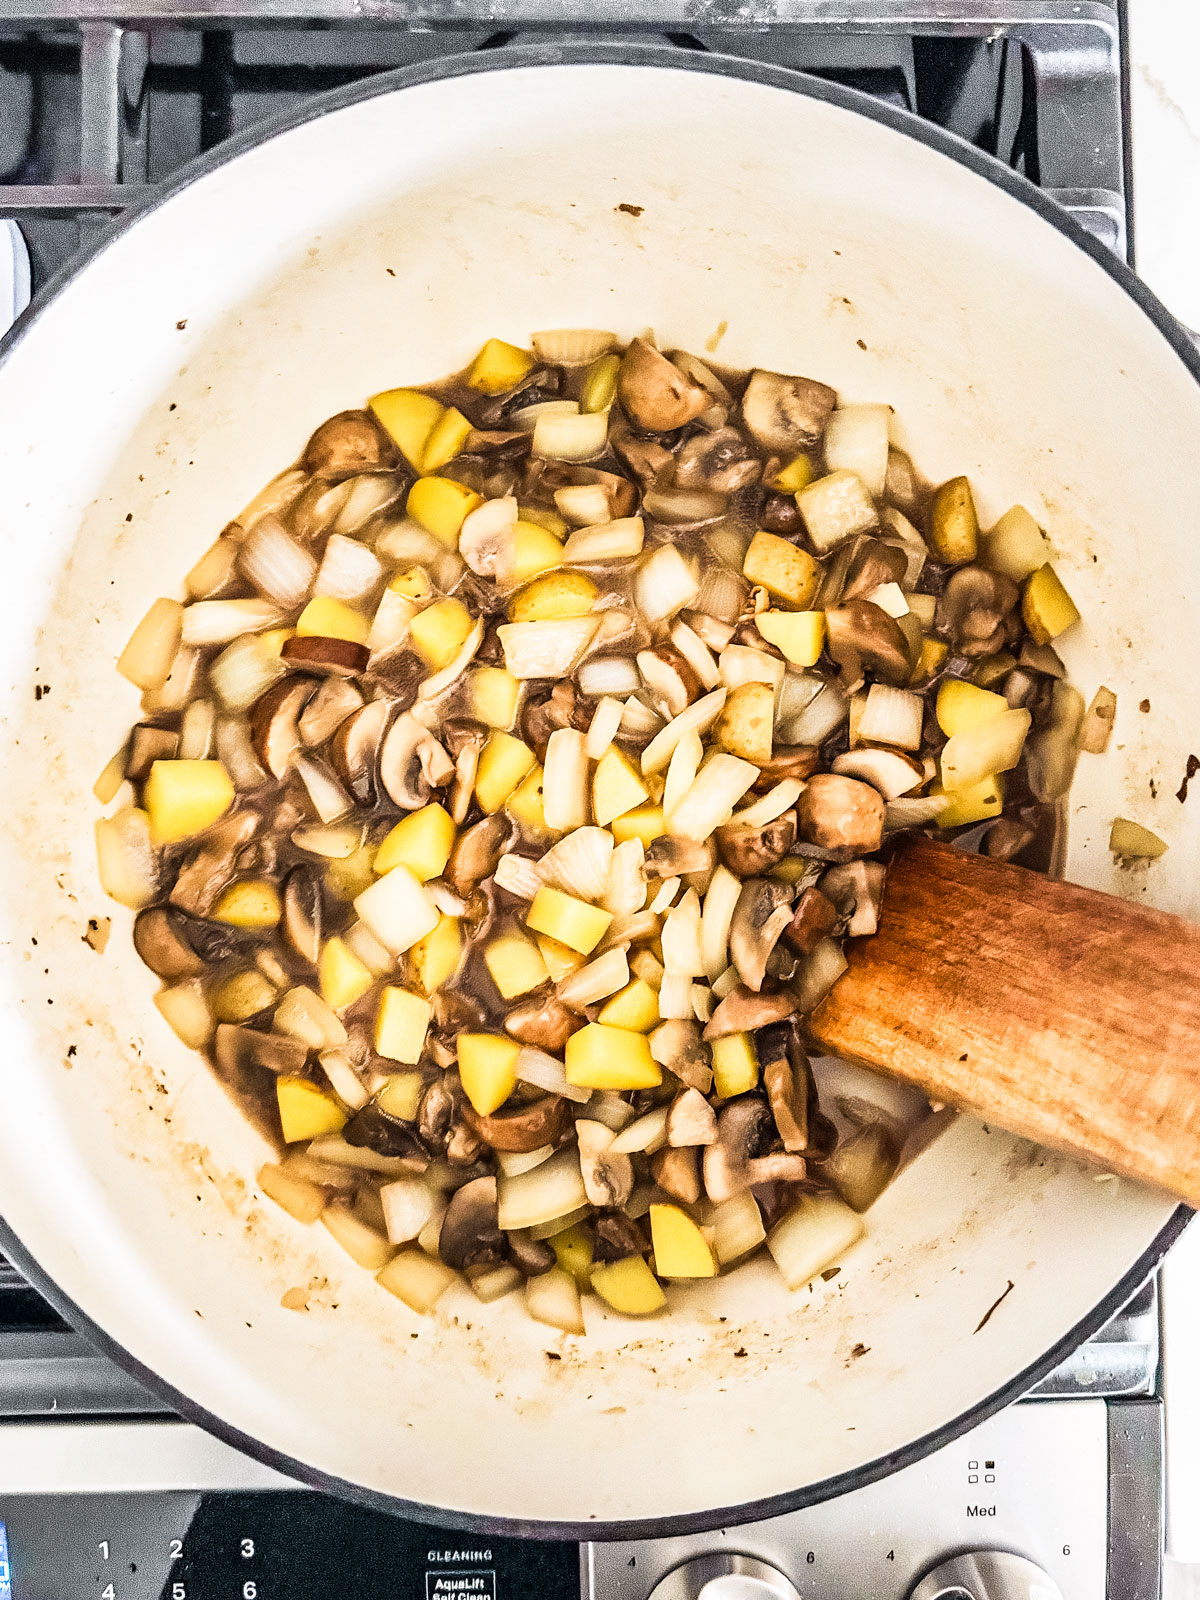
[375,985,432,1065]
[911,636,949,684]
[535,933,585,983]
[929,475,979,565]
[589,1254,666,1315]
[508,570,597,624]
[471,666,523,730]
[755,609,825,668]
[1110,817,1168,861]
[513,521,566,583]
[369,387,444,470]
[457,1033,521,1116]
[422,407,473,474]
[319,937,375,1012]
[296,596,369,645]
[527,887,612,955]
[376,1072,425,1121]
[611,805,666,846]
[650,1203,717,1278]
[506,764,554,841]
[597,978,660,1033]
[467,337,534,395]
[742,529,821,607]
[117,597,184,691]
[388,565,433,601]
[409,597,474,670]
[326,845,376,903]
[376,1248,458,1314]
[550,1222,594,1288]
[277,1076,348,1144]
[405,477,482,548]
[484,931,549,999]
[715,681,774,765]
[936,679,1007,736]
[1023,563,1081,644]
[593,746,651,827]
[771,453,814,493]
[210,968,277,1024]
[564,1023,662,1090]
[212,878,280,929]
[476,732,536,814]
[258,1161,327,1225]
[409,913,462,996]
[711,1031,759,1099]
[374,803,456,882]
[143,759,235,845]
[930,772,1005,828]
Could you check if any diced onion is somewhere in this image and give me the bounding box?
[701,865,741,982]
[239,515,317,608]
[609,1106,670,1155]
[621,696,663,737]
[539,826,614,902]
[499,618,599,679]
[117,598,184,691]
[823,404,890,497]
[533,409,609,462]
[517,1047,592,1105]
[864,581,909,619]
[532,328,618,365]
[641,687,728,775]
[669,619,721,689]
[215,716,267,791]
[658,973,694,1020]
[643,486,727,526]
[315,534,383,602]
[602,838,647,919]
[563,517,646,563]
[667,753,759,841]
[635,545,700,625]
[368,588,416,657]
[555,483,613,527]
[694,563,746,624]
[295,754,353,823]
[767,1192,865,1290]
[376,1250,458,1315]
[318,1049,371,1112]
[497,1148,556,1177]
[542,729,590,833]
[374,521,444,566]
[692,984,715,1023]
[881,506,928,586]
[512,399,578,432]
[858,684,924,751]
[792,938,848,1013]
[719,644,785,698]
[885,795,951,829]
[706,1192,767,1266]
[663,730,703,821]
[525,1267,585,1335]
[497,1148,587,1231]
[585,696,624,760]
[649,877,681,915]
[380,1178,439,1246]
[711,964,740,1000]
[178,697,216,761]
[557,947,629,1009]
[578,656,641,698]
[662,888,704,976]
[784,682,849,746]
[181,598,283,647]
[494,853,542,900]
[293,822,364,859]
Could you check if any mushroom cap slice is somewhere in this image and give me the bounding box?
[795,773,885,861]
[651,1145,702,1205]
[703,984,798,1040]
[740,369,837,453]
[729,879,795,993]
[715,811,796,878]
[282,635,370,675]
[460,1094,571,1153]
[303,409,396,482]
[132,905,207,979]
[329,698,389,804]
[665,1087,718,1148]
[250,676,318,780]
[617,339,711,433]
[281,864,324,967]
[824,599,911,689]
[438,1176,505,1269]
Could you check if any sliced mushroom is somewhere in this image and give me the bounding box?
[459,496,518,580]
[249,677,317,780]
[703,985,797,1040]
[651,1145,702,1205]
[418,1079,454,1148]
[637,647,699,719]
[504,994,581,1052]
[125,723,179,783]
[984,815,1038,863]
[282,635,370,675]
[795,774,885,861]
[644,835,714,882]
[298,677,363,748]
[281,864,324,967]
[520,682,577,760]
[460,1095,571,1153]
[168,809,259,916]
[329,698,388,804]
[447,813,513,897]
[214,1023,309,1078]
[936,565,1020,657]
[303,410,396,481]
[611,428,674,488]
[577,1119,635,1209]
[592,1209,648,1262]
[665,1087,718,1147]
[824,600,911,690]
[783,884,840,955]
[729,879,795,993]
[758,1024,807,1152]
[650,1018,713,1094]
[379,711,434,810]
[450,732,485,826]
[438,1176,505,1269]
[343,1103,430,1165]
[740,370,837,453]
[821,860,886,937]
[715,811,796,878]
[132,905,207,978]
[446,1123,487,1167]
[819,1116,902,1212]
[747,1151,808,1185]
[831,747,923,800]
[754,747,821,787]
[840,537,908,602]
[703,1099,773,1203]
[672,427,761,494]
[617,338,711,432]
[506,1230,556,1276]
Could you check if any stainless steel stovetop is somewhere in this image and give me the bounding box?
[0,4,1154,1596]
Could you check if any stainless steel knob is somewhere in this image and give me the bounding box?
[909,1550,1064,1600]
[647,1554,802,1600]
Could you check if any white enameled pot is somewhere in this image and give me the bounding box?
[0,45,1194,1538]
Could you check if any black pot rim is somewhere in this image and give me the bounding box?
[1,38,1194,1544]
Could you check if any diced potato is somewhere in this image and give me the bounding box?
[389,565,433,601]
[911,636,949,684]
[650,1203,717,1278]
[369,387,443,469]
[512,521,566,583]
[771,453,813,493]
[484,930,549,999]
[581,352,620,414]
[277,1075,348,1143]
[471,667,523,730]
[143,759,235,845]
[593,746,651,827]
[928,475,979,565]
[374,803,456,882]
[797,470,878,554]
[375,985,432,1065]
[211,968,277,1024]
[939,707,1030,791]
[296,595,370,644]
[467,337,534,394]
[508,569,598,623]
[95,807,157,909]
[117,598,184,691]
[983,504,1050,581]
[597,978,660,1033]
[325,845,377,903]
[536,933,585,982]
[154,980,214,1049]
[714,681,774,765]
[409,597,475,670]
[1023,564,1081,644]
[212,878,280,929]
[711,1031,759,1098]
[93,747,127,806]
[527,886,613,955]
[565,1023,662,1090]
[322,1205,393,1271]
[742,529,820,607]
[1110,817,1168,861]
[376,1248,458,1314]
[376,1072,425,1122]
[936,678,1007,737]
[550,1222,594,1287]
[929,772,1005,829]
[611,805,666,846]
[457,1033,520,1116]
[405,477,482,548]
[258,1161,327,1225]
[590,1254,666,1315]
[409,913,462,996]
[319,936,374,1012]
[476,732,537,814]
[354,865,439,956]
[422,407,473,473]
[755,609,825,667]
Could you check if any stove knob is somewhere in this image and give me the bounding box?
[909,1550,1063,1600]
[647,1554,801,1600]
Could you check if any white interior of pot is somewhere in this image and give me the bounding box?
[0,59,1193,1528]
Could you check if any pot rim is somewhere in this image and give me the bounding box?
[0,39,1193,1541]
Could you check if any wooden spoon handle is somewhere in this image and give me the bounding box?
[809,834,1200,1205]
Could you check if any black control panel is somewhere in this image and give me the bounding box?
[0,1493,580,1600]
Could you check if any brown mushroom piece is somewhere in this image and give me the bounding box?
[759,492,804,536]
[715,810,796,878]
[644,835,714,882]
[298,678,364,747]
[577,1120,634,1209]
[617,338,711,433]
[303,410,396,481]
[821,860,887,937]
[824,599,912,690]
[672,426,761,494]
[446,1123,487,1167]
[132,905,207,979]
[703,1098,774,1203]
[506,1231,556,1277]
[649,1018,713,1094]
[665,1087,718,1147]
[753,747,821,787]
[568,466,638,521]
[747,1151,808,1185]
[168,809,259,916]
[819,1111,902,1213]
[214,1023,309,1078]
[250,677,317,780]
[592,1210,647,1262]
[438,1176,505,1270]
[504,994,581,1053]
[329,698,388,804]
[637,647,699,720]
[729,879,795,993]
[936,565,1020,658]
[460,1095,571,1154]
[447,813,513,897]
[740,369,837,453]
[757,1024,808,1152]
[651,1145,702,1205]
[281,865,324,967]
[783,885,840,955]
[704,984,797,1041]
[125,724,179,783]
[796,774,885,862]
[418,1079,454,1149]
[610,428,674,488]
[378,711,434,810]
[840,537,909,602]
[282,635,370,675]
[464,428,532,460]
[520,682,577,760]
[343,1103,430,1166]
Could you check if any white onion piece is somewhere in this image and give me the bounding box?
[208,634,284,712]
[334,473,399,535]
[864,581,909,618]
[719,643,786,699]
[538,826,614,902]
[706,522,749,571]
[533,328,618,364]
[586,1092,637,1132]
[542,729,590,833]
[649,876,681,916]
[216,716,267,791]
[669,619,720,689]
[367,588,416,657]
[314,533,383,602]
[511,398,578,432]
[380,1177,439,1246]
[353,865,438,955]
[663,729,703,821]
[621,695,663,737]
[692,984,715,1023]
[525,1267,585,1334]
[658,973,694,1020]
[881,506,928,586]
[885,795,952,829]
[641,687,728,775]
[499,617,599,679]
[181,597,283,646]
[533,409,609,462]
[178,697,215,760]
[1080,685,1117,754]
[667,754,759,841]
[983,504,1050,582]
[238,467,308,530]
[643,486,727,526]
[292,821,364,859]
[424,880,467,917]
[562,517,645,563]
[578,655,641,698]
[342,920,394,976]
[940,707,1031,791]
[706,1192,767,1266]
[609,1106,670,1156]
[238,515,317,608]
[295,754,352,823]
[585,696,624,760]
[823,404,890,497]
[497,1148,587,1231]
[497,1147,557,1177]
[833,748,922,800]
[596,910,660,953]
[318,1049,371,1112]
[785,682,849,746]
[671,350,732,404]
[418,618,484,701]
[602,838,647,919]
[635,544,700,624]
[374,520,444,566]
[94,807,157,909]
[700,865,742,982]
[494,853,542,900]
[858,684,924,751]
[730,778,805,827]
[693,563,746,624]
[517,1048,592,1105]
[661,888,704,976]
[557,947,629,1009]
[767,1192,866,1291]
[554,483,614,527]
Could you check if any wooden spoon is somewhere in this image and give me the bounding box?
[808,833,1200,1206]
